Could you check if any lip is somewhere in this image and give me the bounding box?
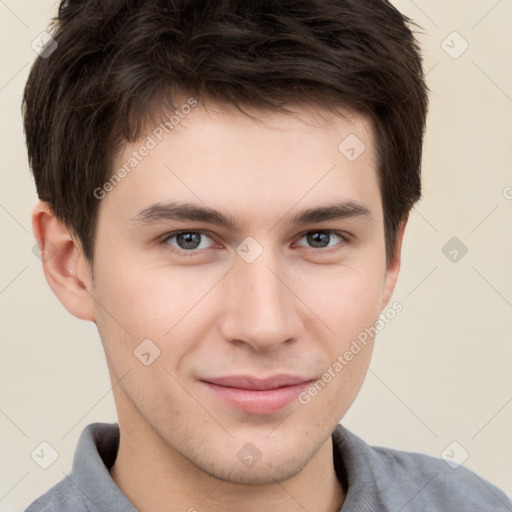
[200,375,315,414]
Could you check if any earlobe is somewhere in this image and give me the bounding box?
[32,201,96,322]
[380,212,409,312]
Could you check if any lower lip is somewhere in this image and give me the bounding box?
[201,381,312,414]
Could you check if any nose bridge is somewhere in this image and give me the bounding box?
[218,245,299,350]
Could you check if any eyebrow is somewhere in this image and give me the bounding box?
[130,200,372,230]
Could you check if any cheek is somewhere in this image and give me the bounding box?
[296,263,385,336]
[92,261,217,375]
[93,257,190,334]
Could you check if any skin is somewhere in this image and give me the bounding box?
[32,100,407,512]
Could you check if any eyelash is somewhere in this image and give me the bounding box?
[159,229,352,257]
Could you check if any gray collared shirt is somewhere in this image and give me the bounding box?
[24,422,511,511]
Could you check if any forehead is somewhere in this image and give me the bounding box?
[99,101,380,229]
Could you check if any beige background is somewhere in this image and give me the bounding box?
[1,0,511,510]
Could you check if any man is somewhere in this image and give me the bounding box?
[22,0,511,511]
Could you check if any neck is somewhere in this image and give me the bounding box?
[109,414,345,512]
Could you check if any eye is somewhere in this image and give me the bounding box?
[295,230,349,250]
[160,229,351,256]
[162,230,216,253]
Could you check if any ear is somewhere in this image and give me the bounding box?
[380,212,409,312]
[32,200,96,322]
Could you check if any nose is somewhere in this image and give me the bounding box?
[217,248,303,353]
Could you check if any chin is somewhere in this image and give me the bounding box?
[197,453,311,486]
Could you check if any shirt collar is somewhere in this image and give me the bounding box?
[69,422,137,512]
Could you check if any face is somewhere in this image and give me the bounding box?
[82,101,402,484]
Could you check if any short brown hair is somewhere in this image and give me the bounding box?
[22,0,429,269]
